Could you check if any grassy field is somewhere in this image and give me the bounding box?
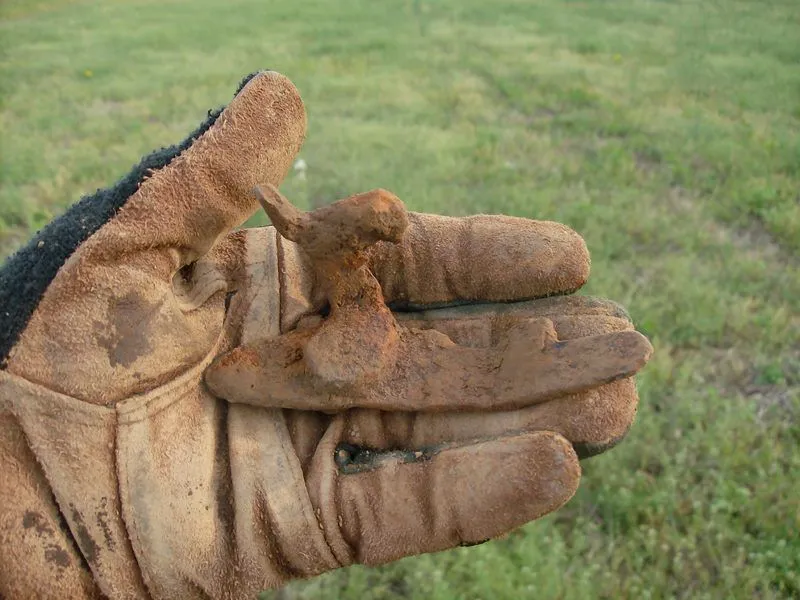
[1,0,798,598]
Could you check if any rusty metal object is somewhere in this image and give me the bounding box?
[205,186,653,412]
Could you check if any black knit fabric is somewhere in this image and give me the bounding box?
[0,72,260,365]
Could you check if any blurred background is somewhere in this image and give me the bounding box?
[1,0,798,598]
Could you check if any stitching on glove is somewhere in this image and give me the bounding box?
[0,370,115,421]
[115,342,224,423]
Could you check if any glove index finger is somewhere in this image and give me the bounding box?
[81,71,307,278]
[368,213,590,309]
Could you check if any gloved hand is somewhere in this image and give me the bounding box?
[0,71,651,600]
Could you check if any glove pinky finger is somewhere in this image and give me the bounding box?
[309,429,581,567]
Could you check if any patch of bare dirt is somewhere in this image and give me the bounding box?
[690,346,799,425]
[666,186,794,265]
[633,149,662,173]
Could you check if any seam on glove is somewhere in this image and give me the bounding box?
[115,341,223,422]
[0,370,115,421]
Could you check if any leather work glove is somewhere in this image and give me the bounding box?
[0,71,652,600]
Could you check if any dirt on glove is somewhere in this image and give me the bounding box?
[205,186,653,412]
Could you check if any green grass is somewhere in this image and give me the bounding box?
[2,0,798,598]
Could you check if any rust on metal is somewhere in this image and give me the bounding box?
[205,186,653,412]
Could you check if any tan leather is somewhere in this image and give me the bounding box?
[369,212,590,306]
[0,413,102,599]
[6,71,306,405]
[0,70,648,599]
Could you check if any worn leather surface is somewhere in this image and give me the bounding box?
[0,70,648,599]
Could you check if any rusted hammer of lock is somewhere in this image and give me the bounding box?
[205,185,653,412]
